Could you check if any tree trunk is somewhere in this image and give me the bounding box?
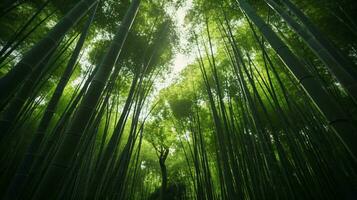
[160,160,168,200]
[159,148,169,200]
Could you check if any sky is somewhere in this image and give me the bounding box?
[75,1,195,93]
[171,0,194,73]
[154,0,195,90]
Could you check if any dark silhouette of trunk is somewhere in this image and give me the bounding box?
[159,148,169,200]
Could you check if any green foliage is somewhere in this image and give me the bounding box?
[0,0,356,199]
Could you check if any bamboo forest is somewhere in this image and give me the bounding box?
[1,0,357,199]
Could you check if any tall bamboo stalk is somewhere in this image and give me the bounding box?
[266,0,357,103]
[0,0,98,105]
[32,0,140,198]
[3,5,98,199]
[235,0,357,159]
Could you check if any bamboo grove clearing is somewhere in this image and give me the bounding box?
[0,0,356,199]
